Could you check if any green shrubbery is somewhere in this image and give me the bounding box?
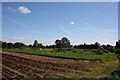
[115,49,120,54]
[2,48,118,61]
[96,50,103,54]
[103,49,108,53]
[51,48,75,53]
[107,47,115,53]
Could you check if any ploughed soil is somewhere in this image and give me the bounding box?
[1,51,118,79]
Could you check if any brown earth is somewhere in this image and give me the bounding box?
[1,51,118,79]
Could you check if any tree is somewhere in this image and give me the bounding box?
[55,37,71,48]
[37,43,43,48]
[61,37,70,48]
[55,39,61,48]
[2,42,7,48]
[32,40,43,49]
[7,42,13,49]
[13,42,25,48]
[29,44,32,48]
[95,42,100,49]
[107,47,115,53]
[33,40,38,48]
[115,40,120,49]
[0,41,2,48]
[101,45,106,49]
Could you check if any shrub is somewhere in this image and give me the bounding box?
[107,47,115,53]
[96,50,103,54]
[73,51,76,53]
[115,49,120,54]
[92,49,97,52]
[103,49,108,53]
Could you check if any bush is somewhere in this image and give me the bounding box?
[115,49,120,54]
[107,47,115,53]
[92,49,97,52]
[96,50,103,54]
[52,48,72,53]
[103,49,108,53]
[51,48,60,53]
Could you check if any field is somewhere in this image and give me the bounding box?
[2,48,118,61]
[1,49,119,79]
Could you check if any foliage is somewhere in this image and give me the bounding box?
[102,49,108,53]
[107,47,115,53]
[2,42,7,48]
[1,39,120,61]
[74,42,100,49]
[115,49,120,54]
[13,42,25,48]
[32,40,38,48]
[32,40,43,49]
[45,45,55,48]
[7,42,13,49]
[29,44,32,48]
[1,41,26,49]
[2,48,118,61]
[55,40,61,48]
[0,41,2,48]
[115,40,120,49]
[96,50,103,54]
[55,37,70,48]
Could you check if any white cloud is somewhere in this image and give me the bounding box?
[70,22,75,25]
[18,6,31,14]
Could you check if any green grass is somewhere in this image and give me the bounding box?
[2,48,118,61]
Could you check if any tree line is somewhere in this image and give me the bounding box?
[1,37,120,51]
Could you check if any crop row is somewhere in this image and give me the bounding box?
[3,54,99,72]
[2,66,25,79]
[2,54,72,78]
[2,58,48,78]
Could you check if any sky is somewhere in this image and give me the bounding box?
[2,2,118,46]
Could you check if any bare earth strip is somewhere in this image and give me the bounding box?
[1,51,118,79]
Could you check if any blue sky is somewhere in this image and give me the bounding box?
[2,2,118,45]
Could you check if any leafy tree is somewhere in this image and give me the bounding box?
[95,42,100,49]
[115,49,120,54]
[55,37,71,48]
[115,40,120,49]
[13,42,25,48]
[101,45,107,49]
[55,39,61,48]
[45,45,55,48]
[107,47,115,53]
[37,43,43,48]
[61,37,70,48]
[32,40,43,49]
[33,40,38,48]
[7,42,13,49]
[29,44,32,48]
[2,42,7,48]
[0,41,2,48]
